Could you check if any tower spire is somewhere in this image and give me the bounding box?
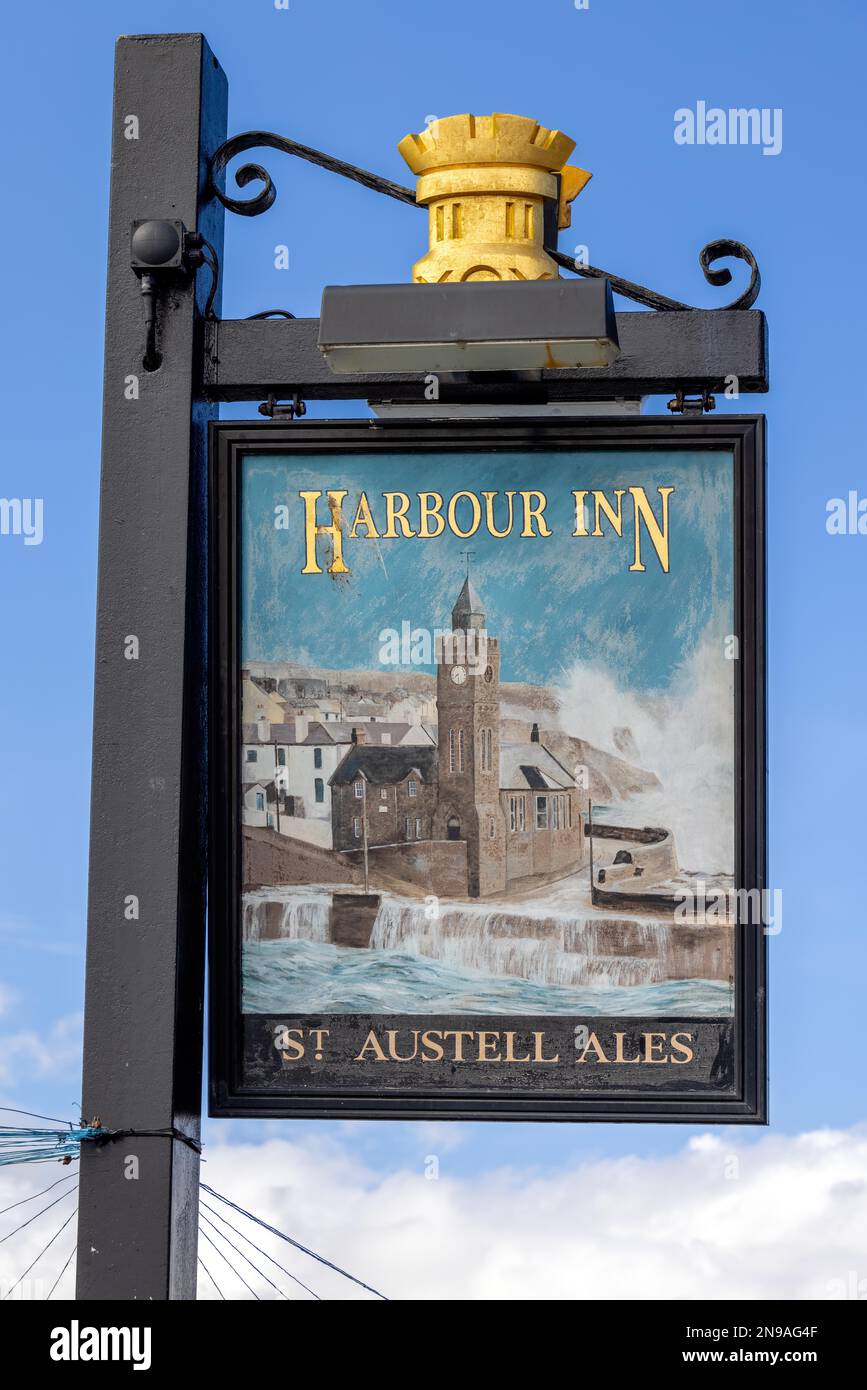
[452,572,485,631]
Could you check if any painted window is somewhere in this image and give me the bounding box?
[380,788,388,800]
[408,779,417,798]
[354,780,364,798]
[449,728,456,772]
[246,749,257,762]
[458,729,464,771]
[255,792,264,812]
[405,817,411,840]
[489,816,496,839]
[536,795,548,830]
[480,728,493,771]
[519,796,526,832]
[553,796,561,830]
[314,778,324,803]
[276,747,286,766]
[313,747,322,768]
[353,816,361,839]
[415,817,422,839]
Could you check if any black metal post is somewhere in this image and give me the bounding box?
[76,33,227,1301]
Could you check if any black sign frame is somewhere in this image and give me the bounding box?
[209,414,766,1123]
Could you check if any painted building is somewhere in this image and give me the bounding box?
[327,577,585,897]
[330,744,438,852]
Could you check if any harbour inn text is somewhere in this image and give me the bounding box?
[281,485,676,576]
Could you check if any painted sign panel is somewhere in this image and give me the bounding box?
[209,417,766,1121]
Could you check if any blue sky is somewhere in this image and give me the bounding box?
[1,0,866,1198]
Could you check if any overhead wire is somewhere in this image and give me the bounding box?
[200,1197,320,1300]
[0,1183,77,1246]
[2,1206,77,1301]
[199,1210,290,1300]
[198,1254,226,1301]
[198,1223,260,1300]
[201,1182,387,1300]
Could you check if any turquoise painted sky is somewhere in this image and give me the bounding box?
[241,447,733,692]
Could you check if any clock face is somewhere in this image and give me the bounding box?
[450,665,467,685]
[483,665,494,683]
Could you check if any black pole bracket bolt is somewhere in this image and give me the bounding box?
[130,219,207,370]
[258,392,307,420]
[667,388,717,416]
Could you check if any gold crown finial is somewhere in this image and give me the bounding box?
[398,113,591,283]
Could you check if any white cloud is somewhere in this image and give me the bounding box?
[0,1013,82,1086]
[2,1125,864,1301]
[192,1124,867,1301]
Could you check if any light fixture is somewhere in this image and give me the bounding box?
[318,278,619,374]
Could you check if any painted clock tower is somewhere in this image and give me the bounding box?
[434,575,507,896]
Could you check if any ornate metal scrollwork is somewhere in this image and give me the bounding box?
[208,132,761,312]
[697,238,761,311]
[547,239,761,312]
[208,130,416,217]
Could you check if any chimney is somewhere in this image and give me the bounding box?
[530,722,540,743]
[352,725,366,744]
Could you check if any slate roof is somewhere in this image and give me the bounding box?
[242,719,423,747]
[330,744,438,787]
[499,742,575,792]
[303,720,420,746]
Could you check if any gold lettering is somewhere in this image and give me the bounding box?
[418,492,445,538]
[670,1031,695,1065]
[591,488,625,537]
[300,490,349,575]
[275,1027,304,1060]
[629,486,674,573]
[532,1030,560,1063]
[386,1029,420,1061]
[504,1031,532,1063]
[447,490,482,539]
[642,1031,669,1064]
[575,1032,610,1064]
[441,1029,475,1062]
[519,490,552,537]
[349,491,380,539]
[477,1030,502,1062]
[420,1029,445,1061]
[383,492,415,538]
[613,1031,641,1064]
[571,489,589,536]
[355,1029,388,1061]
[481,490,516,538]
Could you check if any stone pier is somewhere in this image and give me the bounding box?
[330,892,381,948]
